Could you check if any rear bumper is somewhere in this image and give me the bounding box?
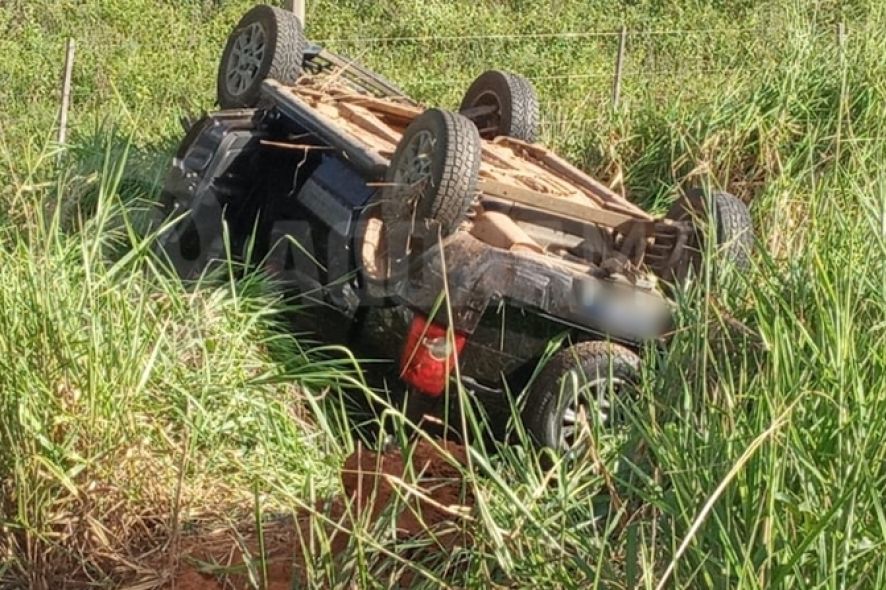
[396,232,673,344]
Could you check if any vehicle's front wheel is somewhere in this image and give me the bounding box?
[217,4,306,109]
[522,341,641,455]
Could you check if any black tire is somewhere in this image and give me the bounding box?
[459,70,540,143]
[666,189,754,283]
[376,108,481,281]
[217,5,305,109]
[522,341,641,453]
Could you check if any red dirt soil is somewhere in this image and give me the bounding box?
[171,439,473,589]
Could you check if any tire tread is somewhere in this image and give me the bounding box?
[429,110,482,232]
[712,192,754,270]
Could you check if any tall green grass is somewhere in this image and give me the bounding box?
[0,141,362,584]
[1,0,885,588]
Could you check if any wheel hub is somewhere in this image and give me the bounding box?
[225,22,267,96]
[393,129,435,194]
[469,90,503,135]
[386,129,437,262]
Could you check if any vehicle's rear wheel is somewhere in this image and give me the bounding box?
[370,108,481,287]
[522,341,641,456]
[459,70,540,143]
[666,188,754,285]
[217,5,305,109]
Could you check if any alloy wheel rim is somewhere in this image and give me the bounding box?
[559,373,626,450]
[393,129,435,192]
[389,129,436,254]
[225,22,267,96]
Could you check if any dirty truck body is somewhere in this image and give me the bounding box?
[158,5,754,449]
[164,50,667,372]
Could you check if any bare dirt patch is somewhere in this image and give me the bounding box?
[170,439,474,589]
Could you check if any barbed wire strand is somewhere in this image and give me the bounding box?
[401,66,764,88]
[314,27,760,44]
[403,72,612,87]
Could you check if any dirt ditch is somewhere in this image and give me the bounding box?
[172,439,474,589]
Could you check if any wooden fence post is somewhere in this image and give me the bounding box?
[58,38,75,146]
[612,25,627,110]
[285,0,305,25]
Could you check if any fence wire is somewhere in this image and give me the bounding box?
[314,27,760,45]
[312,23,811,114]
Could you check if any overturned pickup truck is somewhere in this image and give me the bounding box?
[156,5,753,452]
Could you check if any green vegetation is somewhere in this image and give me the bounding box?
[1,0,885,588]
